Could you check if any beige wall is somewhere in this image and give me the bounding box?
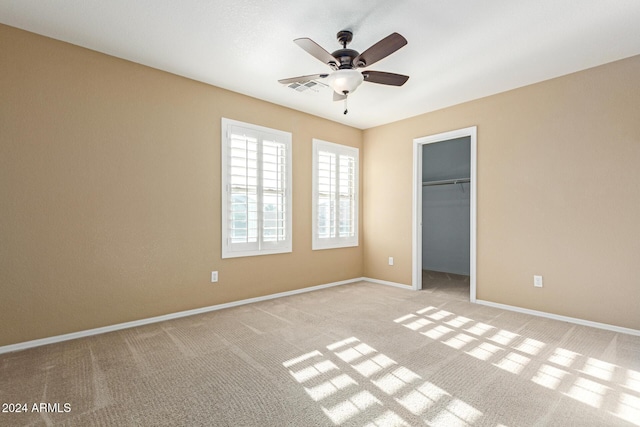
[364,55,640,330]
[2,23,639,348]
[0,25,363,346]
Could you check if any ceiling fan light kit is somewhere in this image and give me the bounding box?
[279,30,409,114]
[328,69,364,95]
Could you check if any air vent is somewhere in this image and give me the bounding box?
[287,80,330,94]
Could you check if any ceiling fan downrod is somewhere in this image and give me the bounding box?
[337,30,353,49]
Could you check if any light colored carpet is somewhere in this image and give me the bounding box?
[1,279,639,426]
[422,270,471,301]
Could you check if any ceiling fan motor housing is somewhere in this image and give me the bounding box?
[334,31,364,68]
[331,48,360,69]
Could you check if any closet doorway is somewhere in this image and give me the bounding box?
[412,127,477,301]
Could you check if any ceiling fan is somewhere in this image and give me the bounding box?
[278,30,409,114]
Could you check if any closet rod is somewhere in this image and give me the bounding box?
[422,178,470,186]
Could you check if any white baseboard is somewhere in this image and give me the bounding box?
[7,279,634,354]
[0,278,361,355]
[476,299,640,337]
[361,277,413,290]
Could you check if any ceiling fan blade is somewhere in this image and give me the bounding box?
[294,38,338,68]
[278,74,329,85]
[363,71,409,86]
[353,33,407,68]
[333,91,347,102]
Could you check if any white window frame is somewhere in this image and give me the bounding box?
[221,118,292,258]
[312,139,359,250]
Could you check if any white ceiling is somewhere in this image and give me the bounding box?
[2,0,640,129]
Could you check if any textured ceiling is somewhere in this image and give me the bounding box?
[2,0,640,129]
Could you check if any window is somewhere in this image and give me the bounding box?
[312,139,359,250]
[221,118,292,258]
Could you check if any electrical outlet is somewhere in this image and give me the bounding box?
[388,257,394,266]
[533,275,543,288]
[211,271,218,283]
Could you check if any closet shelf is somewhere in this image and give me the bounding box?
[422,178,470,186]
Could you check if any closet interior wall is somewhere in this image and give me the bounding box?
[422,136,471,276]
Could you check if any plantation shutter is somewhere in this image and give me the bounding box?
[222,119,292,258]
[313,139,359,249]
[338,154,356,238]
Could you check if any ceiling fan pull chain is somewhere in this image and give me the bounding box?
[343,93,348,115]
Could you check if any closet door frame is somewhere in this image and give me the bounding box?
[412,126,477,301]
